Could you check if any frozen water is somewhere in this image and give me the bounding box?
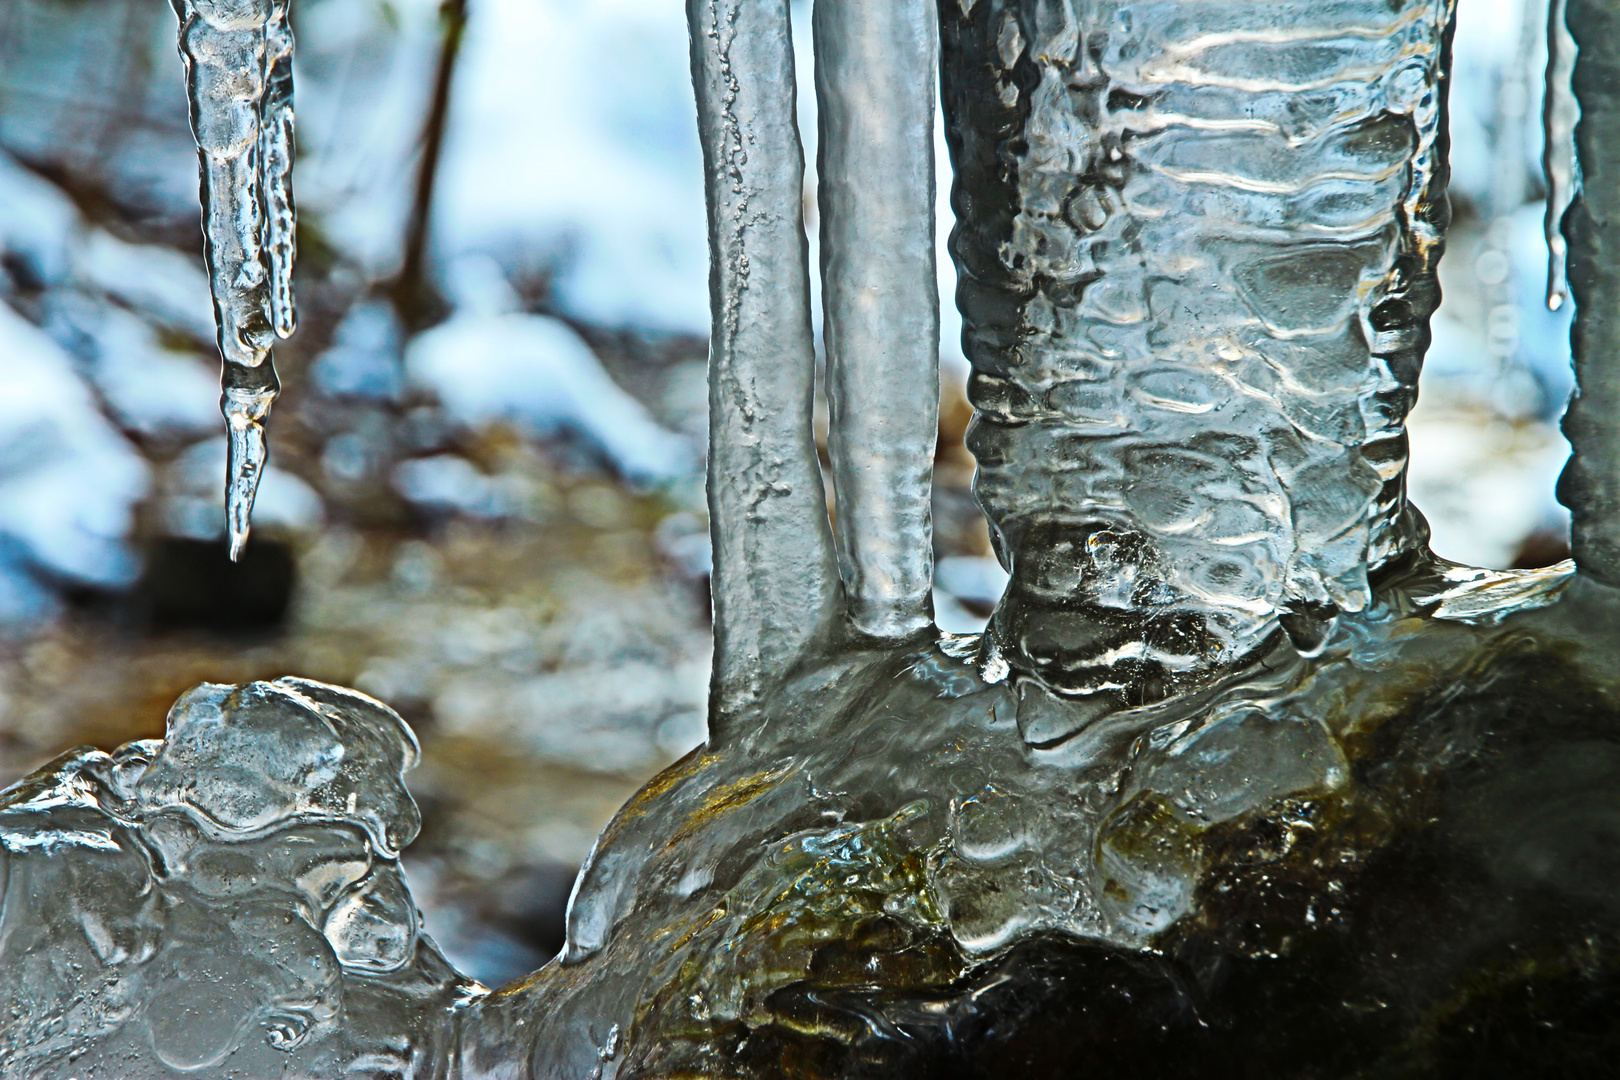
[170,0,298,560]
[690,0,842,721]
[943,0,1452,701]
[1544,0,1579,309]
[261,0,296,340]
[814,0,940,640]
[163,436,325,542]
[1557,0,1620,580]
[11,0,1620,1075]
[0,678,478,1078]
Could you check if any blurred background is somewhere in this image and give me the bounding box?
[0,0,1575,984]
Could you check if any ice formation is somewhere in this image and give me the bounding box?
[944,0,1452,704]
[814,0,941,640]
[6,0,1620,1076]
[171,0,298,560]
[1544,0,1579,309]
[0,680,477,1077]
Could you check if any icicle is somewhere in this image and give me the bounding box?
[171,0,295,560]
[1557,0,1620,582]
[1544,0,1579,311]
[689,0,840,724]
[814,0,940,641]
[263,0,296,340]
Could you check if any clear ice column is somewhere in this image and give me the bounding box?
[690,0,841,723]
[172,0,296,560]
[939,0,1451,705]
[814,0,940,641]
[1556,0,1620,584]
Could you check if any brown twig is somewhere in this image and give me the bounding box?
[388,0,469,331]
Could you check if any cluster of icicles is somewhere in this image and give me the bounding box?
[170,0,1583,582]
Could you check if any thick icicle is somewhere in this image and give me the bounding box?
[171,0,294,560]
[689,0,840,723]
[942,0,1452,704]
[813,0,940,641]
[1558,0,1620,582]
[1545,0,1579,311]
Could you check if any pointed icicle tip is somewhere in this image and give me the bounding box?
[223,384,275,562]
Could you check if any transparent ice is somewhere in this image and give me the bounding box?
[171,0,297,560]
[6,0,1620,1076]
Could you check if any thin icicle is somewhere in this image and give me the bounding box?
[814,0,940,641]
[1544,0,1579,311]
[689,0,840,724]
[263,0,296,340]
[171,0,295,559]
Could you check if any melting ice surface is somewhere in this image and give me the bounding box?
[172,0,298,560]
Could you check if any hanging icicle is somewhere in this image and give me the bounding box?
[172,0,297,560]
[1544,0,1579,311]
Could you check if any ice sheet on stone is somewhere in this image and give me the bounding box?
[0,678,479,1077]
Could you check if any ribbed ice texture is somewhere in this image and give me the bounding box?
[1558,0,1620,583]
[0,679,475,1077]
[941,0,1451,700]
[814,0,940,641]
[691,0,842,723]
[172,0,297,560]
